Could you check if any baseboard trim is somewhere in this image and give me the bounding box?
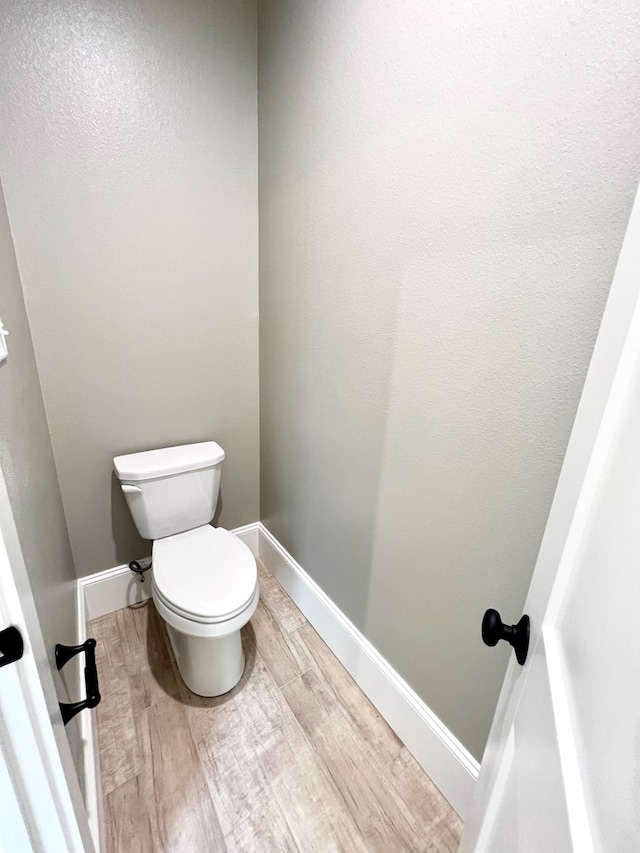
[78,520,478,820]
[76,579,103,851]
[256,523,479,819]
[230,522,261,555]
[80,561,152,621]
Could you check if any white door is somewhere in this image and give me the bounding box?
[0,471,92,853]
[460,184,640,853]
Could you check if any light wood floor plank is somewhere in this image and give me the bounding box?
[224,801,300,852]
[92,612,127,684]
[92,613,130,730]
[282,669,423,851]
[234,646,299,744]
[94,673,141,795]
[173,633,256,747]
[200,729,273,836]
[138,694,226,853]
[97,721,141,795]
[182,689,240,750]
[294,621,404,766]
[116,601,178,711]
[424,820,464,853]
[387,748,463,852]
[258,718,369,853]
[256,559,306,633]
[251,598,308,687]
[103,775,153,853]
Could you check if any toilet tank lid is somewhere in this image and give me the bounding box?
[113,441,225,481]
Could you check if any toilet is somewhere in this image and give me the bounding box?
[113,441,259,697]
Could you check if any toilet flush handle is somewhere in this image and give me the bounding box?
[121,484,142,495]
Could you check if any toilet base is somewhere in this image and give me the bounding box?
[166,623,245,696]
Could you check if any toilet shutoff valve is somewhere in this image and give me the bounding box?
[129,560,152,583]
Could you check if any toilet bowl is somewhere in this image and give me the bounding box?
[152,525,258,696]
[113,441,259,697]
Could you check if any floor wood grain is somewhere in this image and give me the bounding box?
[139,695,226,852]
[281,670,421,851]
[103,775,153,853]
[92,559,463,852]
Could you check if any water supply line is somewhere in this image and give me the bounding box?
[129,560,152,583]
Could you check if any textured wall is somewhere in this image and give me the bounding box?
[259,0,640,758]
[0,179,83,779]
[0,0,259,575]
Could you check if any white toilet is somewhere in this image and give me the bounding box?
[113,441,259,697]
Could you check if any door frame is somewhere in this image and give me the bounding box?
[0,466,94,852]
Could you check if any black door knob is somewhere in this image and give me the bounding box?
[482,608,530,665]
[0,626,24,668]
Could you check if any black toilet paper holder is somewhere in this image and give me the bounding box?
[55,638,101,724]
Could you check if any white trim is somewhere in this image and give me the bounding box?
[77,520,478,820]
[76,578,104,853]
[230,522,261,555]
[544,627,595,853]
[80,561,152,622]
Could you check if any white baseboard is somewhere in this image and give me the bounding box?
[81,561,152,621]
[230,522,261,555]
[76,577,104,852]
[78,520,478,821]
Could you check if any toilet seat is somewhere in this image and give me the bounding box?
[153,580,259,640]
[152,525,258,624]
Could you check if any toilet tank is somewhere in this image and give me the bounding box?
[113,442,225,540]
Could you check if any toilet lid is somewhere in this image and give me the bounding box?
[152,526,257,622]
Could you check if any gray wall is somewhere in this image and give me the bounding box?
[0,179,82,776]
[259,0,640,759]
[0,0,259,575]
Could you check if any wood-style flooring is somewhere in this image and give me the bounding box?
[91,560,463,852]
